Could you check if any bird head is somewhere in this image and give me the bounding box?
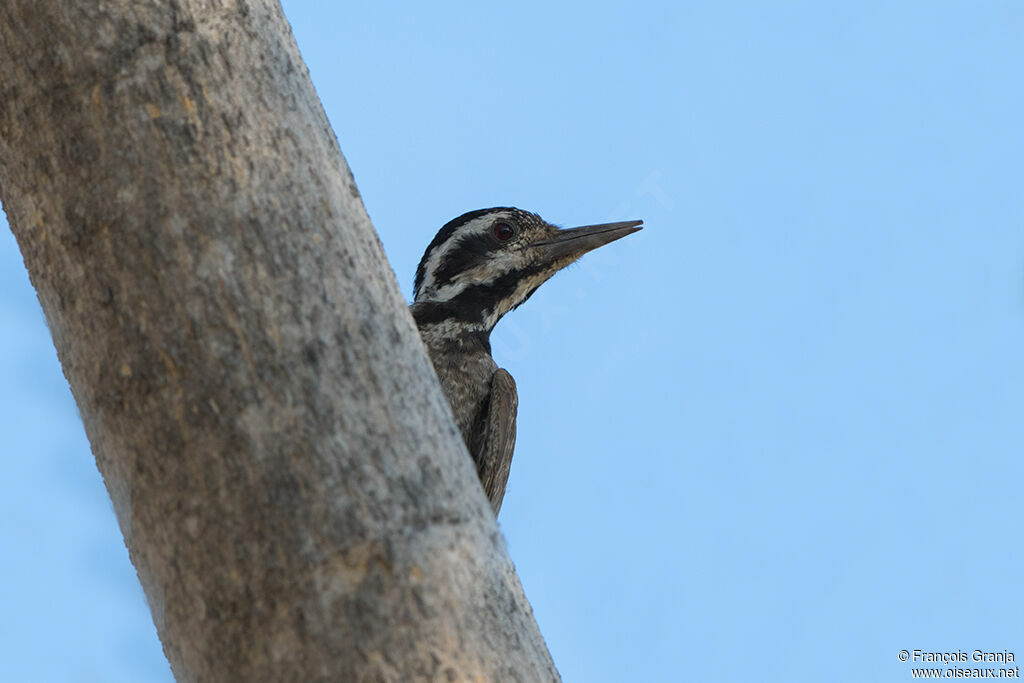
[413,207,642,333]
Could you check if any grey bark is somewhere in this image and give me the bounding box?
[0,2,559,681]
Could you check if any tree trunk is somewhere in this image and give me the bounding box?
[0,2,559,681]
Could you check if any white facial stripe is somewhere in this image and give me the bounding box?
[417,211,517,301]
[417,216,488,299]
[431,249,528,301]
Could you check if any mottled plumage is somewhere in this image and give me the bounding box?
[411,207,641,514]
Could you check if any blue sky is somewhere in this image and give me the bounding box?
[2,2,1022,681]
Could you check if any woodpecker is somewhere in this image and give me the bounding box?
[411,207,642,514]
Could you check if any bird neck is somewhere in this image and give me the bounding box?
[410,300,496,354]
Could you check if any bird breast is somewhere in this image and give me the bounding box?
[426,343,498,448]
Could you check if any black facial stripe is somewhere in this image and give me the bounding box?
[429,233,504,291]
[411,263,545,328]
[446,263,549,321]
[414,207,516,297]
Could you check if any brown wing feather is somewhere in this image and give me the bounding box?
[477,368,518,514]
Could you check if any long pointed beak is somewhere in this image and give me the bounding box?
[531,219,643,263]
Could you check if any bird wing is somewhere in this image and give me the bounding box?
[478,368,518,514]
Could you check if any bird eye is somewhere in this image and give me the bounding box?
[492,222,516,242]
